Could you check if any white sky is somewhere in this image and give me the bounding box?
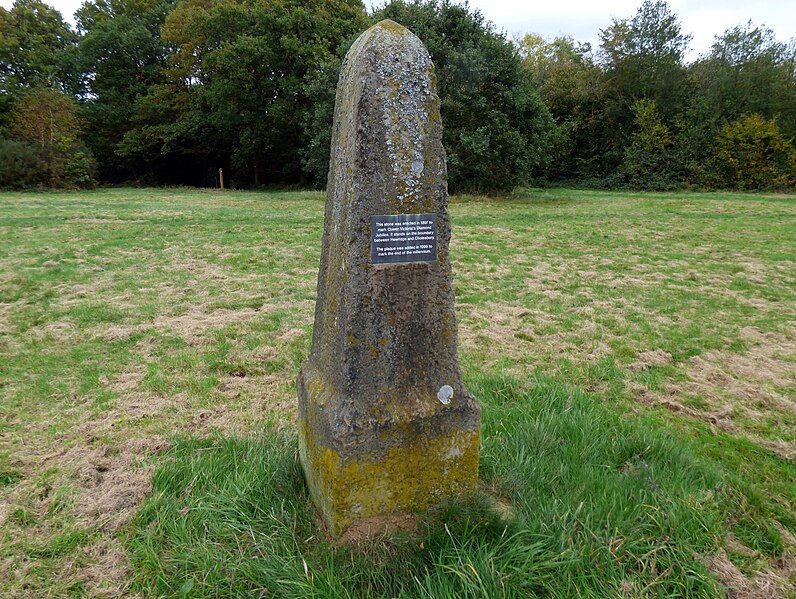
[3,0,795,60]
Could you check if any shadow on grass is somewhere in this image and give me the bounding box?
[127,372,791,598]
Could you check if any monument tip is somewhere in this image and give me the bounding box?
[371,18,411,35]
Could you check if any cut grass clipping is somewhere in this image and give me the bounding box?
[129,372,789,598]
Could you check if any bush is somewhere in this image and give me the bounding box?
[5,88,97,188]
[618,99,681,190]
[0,139,47,188]
[706,114,795,190]
[63,143,98,188]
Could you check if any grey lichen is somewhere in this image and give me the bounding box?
[297,19,480,536]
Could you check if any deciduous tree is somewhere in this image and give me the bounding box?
[597,0,690,173]
[0,0,79,129]
[76,0,177,181]
[6,87,96,187]
[122,0,367,186]
[518,34,605,180]
[619,98,677,188]
[359,0,555,192]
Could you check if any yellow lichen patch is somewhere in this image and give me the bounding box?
[302,427,479,535]
[375,19,411,35]
[307,377,326,399]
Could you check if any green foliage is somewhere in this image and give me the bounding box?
[706,20,796,136]
[520,4,796,190]
[119,0,367,187]
[5,87,96,188]
[679,23,796,185]
[374,0,554,193]
[10,86,79,148]
[628,99,672,156]
[76,0,177,182]
[0,138,46,188]
[599,0,691,67]
[1,0,794,190]
[299,52,350,188]
[63,144,98,187]
[594,0,690,175]
[618,99,679,189]
[598,0,691,112]
[0,2,95,188]
[0,0,79,95]
[518,35,606,179]
[706,114,795,190]
[304,0,556,193]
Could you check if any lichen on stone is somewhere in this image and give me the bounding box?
[298,19,480,536]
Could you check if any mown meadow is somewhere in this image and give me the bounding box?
[0,188,794,597]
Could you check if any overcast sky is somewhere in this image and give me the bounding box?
[3,0,795,60]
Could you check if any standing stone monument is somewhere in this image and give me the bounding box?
[298,19,480,536]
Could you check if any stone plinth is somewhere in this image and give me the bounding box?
[298,19,480,536]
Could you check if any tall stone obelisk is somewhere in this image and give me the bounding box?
[298,20,480,536]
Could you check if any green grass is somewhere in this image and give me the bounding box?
[0,187,794,597]
[130,372,785,597]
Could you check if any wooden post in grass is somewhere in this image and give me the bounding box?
[297,20,480,536]
[219,168,224,190]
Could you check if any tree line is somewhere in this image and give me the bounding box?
[1,0,794,191]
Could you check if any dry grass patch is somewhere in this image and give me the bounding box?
[71,537,140,598]
[458,299,616,376]
[629,349,673,372]
[705,547,796,599]
[0,436,170,597]
[67,438,173,532]
[630,327,796,459]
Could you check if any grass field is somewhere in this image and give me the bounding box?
[0,187,794,597]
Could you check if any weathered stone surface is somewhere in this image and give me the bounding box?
[298,19,480,536]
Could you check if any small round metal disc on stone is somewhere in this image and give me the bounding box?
[297,19,481,537]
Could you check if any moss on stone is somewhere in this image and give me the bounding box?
[301,417,480,535]
[376,19,411,35]
[298,17,480,537]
